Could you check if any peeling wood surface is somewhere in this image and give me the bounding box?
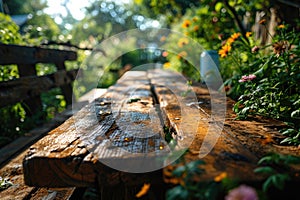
[22,69,300,189]
[0,69,78,108]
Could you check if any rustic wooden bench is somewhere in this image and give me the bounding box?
[20,69,300,199]
[0,43,82,199]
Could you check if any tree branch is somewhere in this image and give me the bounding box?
[223,0,249,44]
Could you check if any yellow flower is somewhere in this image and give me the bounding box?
[230,32,241,40]
[135,183,150,198]
[177,37,189,47]
[218,45,231,58]
[182,19,192,28]
[214,172,227,182]
[163,62,171,68]
[246,32,252,37]
[277,24,285,29]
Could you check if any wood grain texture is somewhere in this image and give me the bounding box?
[0,69,78,107]
[22,69,300,190]
[148,69,300,183]
[0,43,77,65]
[0,150,76,200]
[23,71,168,187]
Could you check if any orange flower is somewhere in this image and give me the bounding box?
[135,183,150,198]
[218,45,231,58]
[193,25,199,32]
[246,32,252,37]
[182,19,192,28]
[277,24,285,29]
[230,32,241,40]
[226,37,235,44]
[177,37,189,47]
[214,172,227,182]
[177,51,187,59]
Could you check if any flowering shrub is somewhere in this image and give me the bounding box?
[225,24,300,145]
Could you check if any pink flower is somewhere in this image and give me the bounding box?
[239,74,256,82]
[251,46,260,53]
[248,74,256,80]
[225,185,258,200]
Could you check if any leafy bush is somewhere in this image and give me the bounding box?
[0,13,72,147]
[226,24,300,144]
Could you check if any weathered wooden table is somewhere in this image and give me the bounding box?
[22,69,300,199]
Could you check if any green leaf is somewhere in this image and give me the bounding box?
[280,137,293,144]
[166,186,189,200]
[254,166,276,175]
[215,2,223,12]
[257,154,278,165]
[172,166,186,177]
[291,110,300,118]
[262,173,290,192]
[281,129,296,135]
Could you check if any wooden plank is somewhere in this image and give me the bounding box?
[0,43,77,65]
[23,71,168,188]
[22,69,300,191]
[0,69,78,108]
[148,69,300,183]
[148,69,259,181]
[0,151,76,200]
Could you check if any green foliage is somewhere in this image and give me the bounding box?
[229,25,300,144]
[0,11,66,147]
[160,2,236,80]
[22,13,61,43]
[166,160,216,200]
[135,0,201,24]
[41,88,67,119]
[71,0,137,43]
[254,153,300,192]
[0,13,22,44]
[165,157,248,200]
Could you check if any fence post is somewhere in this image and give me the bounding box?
[55,62,73,105]
[17,64,43,117]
